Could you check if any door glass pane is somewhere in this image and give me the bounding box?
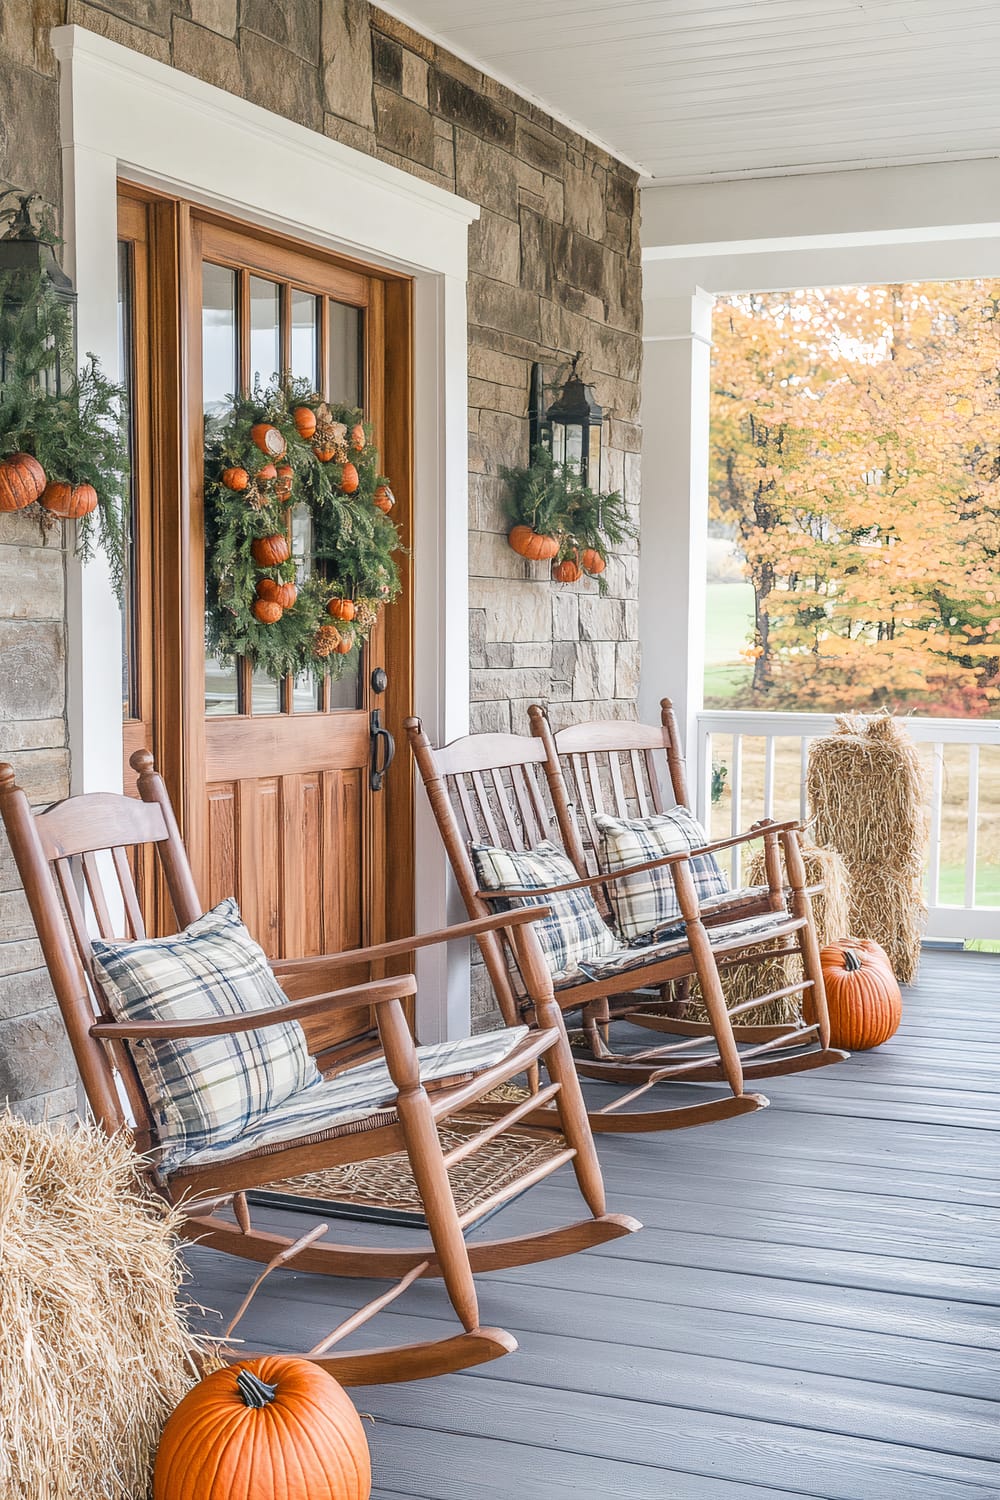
[291,290,319,386]
[291,503,313,582]
[203,261,240,715]
[293,673,322,713]
[251,670,281,714]
[202,262,237,419]
[250,275,281,388]
[118,240,138,720]
[328,301,363,405]
[328,672,362,710]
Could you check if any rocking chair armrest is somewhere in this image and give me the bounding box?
[268,908,551,989]
[89,974,418,1041]
[683,819,801,862]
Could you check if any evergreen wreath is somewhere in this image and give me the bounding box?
[204,377,402,682]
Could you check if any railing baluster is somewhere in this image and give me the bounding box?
[965,743,980,909]
[800,737,810,824]
[763,735,775,821]
[698,728,712,826]
[927,745,943,908]
[730,734,743,886]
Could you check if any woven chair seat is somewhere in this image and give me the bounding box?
[169,1024,528,1173]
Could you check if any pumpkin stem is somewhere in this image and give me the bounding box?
[843,948,863,973]
[235,1368,278,1408]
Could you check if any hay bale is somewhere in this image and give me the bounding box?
[807,712,928,984]
[687,841,851,1026]
[0,1114,207,1500]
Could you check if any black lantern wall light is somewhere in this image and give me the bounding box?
[0,191,77,395]
[529,351,603,488]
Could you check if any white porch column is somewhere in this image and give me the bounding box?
[638,289,714,759]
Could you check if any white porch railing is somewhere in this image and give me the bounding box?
[695,711,1000,943]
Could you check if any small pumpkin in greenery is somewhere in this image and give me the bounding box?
[153,1357,371,1500]
[553,555,583,583]
[0,451,46,511]
[820,939,901,1049]
[508,523,559,561]
[40,480,99,519]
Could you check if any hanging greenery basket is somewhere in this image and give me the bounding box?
[502,446,635,594]
[204,378,403,683]
[0,269,128,592]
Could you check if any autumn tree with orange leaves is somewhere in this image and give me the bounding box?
[710,283,1000,716]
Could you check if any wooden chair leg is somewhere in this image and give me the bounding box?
[783,829,832,1050]
[536,1005,607,1218]
[378,999,481,1333]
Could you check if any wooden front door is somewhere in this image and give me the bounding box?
[117,190,414,990]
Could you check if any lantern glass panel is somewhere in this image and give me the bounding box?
[588,421,601,487]
[564,423,584,472]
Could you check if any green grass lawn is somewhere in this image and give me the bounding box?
[704,581,754,703]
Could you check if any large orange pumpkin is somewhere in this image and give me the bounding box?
[0,452,46,511]
[508,524,558,561]
[153,1356,371,1500]
[820,939,901,1049]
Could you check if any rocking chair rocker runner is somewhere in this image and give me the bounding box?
[406,703,845,1136]
[0,751,639,1387]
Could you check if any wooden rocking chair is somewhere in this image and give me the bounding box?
[529,699,847,1090]
[0,751,639,1387]
[407,712,844,1135]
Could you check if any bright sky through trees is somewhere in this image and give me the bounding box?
[709,283,1000,717]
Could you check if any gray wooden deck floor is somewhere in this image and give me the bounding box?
[185,949,1000,1499]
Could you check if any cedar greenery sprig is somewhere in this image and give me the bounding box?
[0,270,129,594]
[204,377,403,683]
[503,445,636,594]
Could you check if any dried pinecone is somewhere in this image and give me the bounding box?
[312,624,342,658]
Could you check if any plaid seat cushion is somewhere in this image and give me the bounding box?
[595,808,729,944]
[174,1024,530,1171]
[577,911,792,983]
[472,840,617,983]
[92,899,322,1167]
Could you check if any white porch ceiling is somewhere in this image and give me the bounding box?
[378,0,1000,183]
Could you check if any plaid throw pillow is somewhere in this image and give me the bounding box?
[472,840,617,983]
[92,898,321,1169]
[595,808,729,944]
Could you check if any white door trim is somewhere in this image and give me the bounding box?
[51,23,479,1039]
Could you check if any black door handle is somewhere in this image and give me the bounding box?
[369,708,395,791]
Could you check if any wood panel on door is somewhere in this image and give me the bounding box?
[118,187,414,1046]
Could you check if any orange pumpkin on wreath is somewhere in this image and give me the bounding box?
[251,533,290,567]
[373,483,395,514]
[252,598,283,624]
[327,597,356,622]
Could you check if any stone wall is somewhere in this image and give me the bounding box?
[0,0,642,1077]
